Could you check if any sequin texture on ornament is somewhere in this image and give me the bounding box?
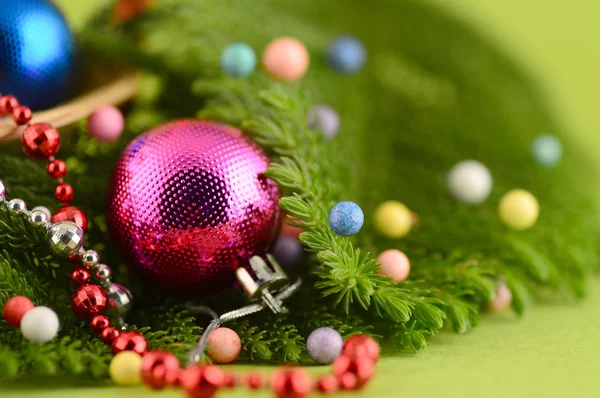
[107,120,281,297]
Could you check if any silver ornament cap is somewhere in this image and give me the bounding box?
[106,283,133,318]
[48,221,84,257]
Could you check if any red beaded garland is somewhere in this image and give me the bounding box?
[70,268,91,285]
[341,335,380,362]
[0,95,19,114]
[223,373,237,388]
[47,159,67,179]
[101,327,121,344]
[52,205,88,233]
[12,106,32,125]
[180,365,225,398]
[55,183,74,202]
[247,373,265,390]
[271,368,313,398]
[111,331,148,355]
[90,315,110,333]
[141,351,181,390]
[22,123,61,159]
[332,356,374,389]
[317,375,339,393]
[71,284,108,320]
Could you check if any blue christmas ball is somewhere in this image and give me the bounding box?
[329,201,364,236]
[531,134,562,167]
[0,0,75,110]
[326,36,366,74]
[220,42,257,77]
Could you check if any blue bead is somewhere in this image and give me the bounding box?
[329,201,364,236]
[220,42,257,77]
[531,134,562,167]
[0,0,75,110]
[326,36,366,74]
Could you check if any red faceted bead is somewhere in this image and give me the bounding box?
[55,183,74,203]
[47,159,67,179]
[70,268,91,285]
[12,106,32,125]
[112,331,148,355]
[317,375,339,393]
[90,315,110,334]
[180,365,225,398]
[71,284,108,320]
[2,296,34,327]
[246,373,265,390]
[342,335,380,362]
[332,355,374,389]
[52,205,88,233]
[271,368,313,398]
[101,326,120,344]
[141,351,181,390]
[0,95,19,114]
[22,123,60,159]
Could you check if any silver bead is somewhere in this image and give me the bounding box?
[29,209,50,227]
[106,283,133,318]
[48,221,84,257]
[32,206,52,220]
[0,179,5,198]
[95,264,112,281]
[8,198,27,214]
[81,250,100,269]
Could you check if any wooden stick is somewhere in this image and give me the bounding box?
[0,73,138,142]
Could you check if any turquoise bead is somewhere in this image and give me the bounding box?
[220,43,257,77]
[531,134,562,167]
[329,201,364,236]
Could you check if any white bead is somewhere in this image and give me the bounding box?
[20,306,60,342]
[32,206,52,220]
[447,160,492,204]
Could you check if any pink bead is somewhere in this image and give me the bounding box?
[489,281,512,312]
[262,37,309,82]
[206,327,242,364]
[376,249,410,282]
[87,106,124,142]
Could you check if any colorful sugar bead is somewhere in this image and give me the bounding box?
[307,327,344,365]
[447,160,492,204]
[329,201,364,236]
[376,249,410,282]
[373,200,412,239]
[221,42,257,77]
[2,296,34,327]
[273,236,304,269]
[87,106,125,142]
[531,134,562,167]
[109,351,143,386]
[489,280,512,312]
[498,189,539,230]
[20,306,59,342]
[262,37,309,82]
[326,36,366,74]
[307,105,340,139]
[207,327,242,364]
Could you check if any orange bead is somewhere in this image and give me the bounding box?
[206,327,241,364]
[262,37,309,82]
[376,249,410,282]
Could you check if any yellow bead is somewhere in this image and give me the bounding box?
[109,351,143,386]
[374,200,413,239]
[498,189,539,230]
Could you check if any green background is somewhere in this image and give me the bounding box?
[3,0,600,397]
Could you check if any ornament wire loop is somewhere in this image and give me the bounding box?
[185,277,302,366]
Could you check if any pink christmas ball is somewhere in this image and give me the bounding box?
[376,249,410,282]
[87,105,125,142]
[262,37,309,82]
[106,120,281,298]
[207,327,242,364]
